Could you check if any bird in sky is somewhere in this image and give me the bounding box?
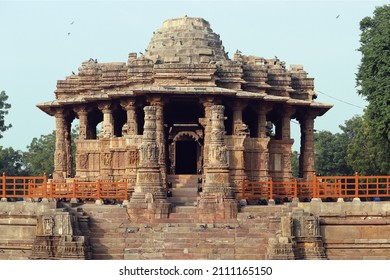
[67,32,71,36]
[70,21,74,25]
[72,71,75,75]
[336,15,340,19]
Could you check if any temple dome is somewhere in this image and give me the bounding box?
[144,16,229,64]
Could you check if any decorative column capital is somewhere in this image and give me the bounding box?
[200,97,215,108]
[73,105,90,117]
[53,107,66,118]
[296,110,318,123]
[258,102,273,114]
[148,96,166,107]
[98,102,112,114]
[120,98,137,110]
[231,100,247,111]
[283,105,296,118]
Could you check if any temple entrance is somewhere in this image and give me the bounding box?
[175,140,197,174]
[168,130,203,175]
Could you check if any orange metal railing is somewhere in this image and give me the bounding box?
[242,173,390,201]
[2,172,390,202]
[0,173,132,201]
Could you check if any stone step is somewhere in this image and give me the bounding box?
[168,198,197,205]
[172,206,197,213]
[170,182,199,188]
[172,189,198,196]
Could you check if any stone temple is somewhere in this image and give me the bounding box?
[37,16,332,220]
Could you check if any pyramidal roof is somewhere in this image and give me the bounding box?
[144,16,229,64]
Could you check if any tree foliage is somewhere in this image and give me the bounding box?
[0,146,26,175]
[353,4,390,175]
[0,91,12,139]
[343,116,390,175]
[314,130,354,176]
[23,131,56,176]
[291,151,299,178]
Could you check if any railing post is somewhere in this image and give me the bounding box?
[27,179,31,199]
[49,180,53,199]
[338,179,342,198]
[96,180,103,205]
[43,173,47,199]
[294,179,298,199]
[73,180,77,200]
[313,172,318,198]
[124,181,128,201]
[355,172,359,199]
[43,173,48,199]
[2,172,6,200]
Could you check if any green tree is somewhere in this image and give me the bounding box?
[0,146,26,175]
[314,130,354,176]
[0,91,12,139]
[23,127,78,177]
[356,5,390,174]
[23,131,55,176]
[342,116,390,175]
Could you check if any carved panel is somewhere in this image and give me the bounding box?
[283,154,292,170]
[101,153,112,167]
[77,154,88,170]
[129,150,139,166]
[43,216,55,236]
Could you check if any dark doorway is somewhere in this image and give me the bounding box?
[175,140,197,174]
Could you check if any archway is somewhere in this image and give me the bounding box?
[170,131,202,175]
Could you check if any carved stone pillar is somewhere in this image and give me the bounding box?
[54,108,67,181]
[64,119,73,178]
[257,103,272,138]
[282,106,295,141]
[148,96,167,185]
[198,105,238,221]
[128,106,170,221]
[232,101,247,136]
[98,103,114,138]
[74,106,89,140]
[255,103,272,181]
[200,97,215,172]
[120,98,138,136]
[299,113,316,181]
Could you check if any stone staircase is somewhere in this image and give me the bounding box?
[71,204,131,260]
[167,175,201,206]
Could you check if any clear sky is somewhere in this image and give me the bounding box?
[0,0,387,151]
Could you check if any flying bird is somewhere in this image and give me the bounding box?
[336,15,340,19]
[70,21,74,25]
[67,32,71,36]
[72,71,75,75]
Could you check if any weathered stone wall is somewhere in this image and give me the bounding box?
[299,201,390,260]
[0,202,89,260]
[2,201,390,260]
